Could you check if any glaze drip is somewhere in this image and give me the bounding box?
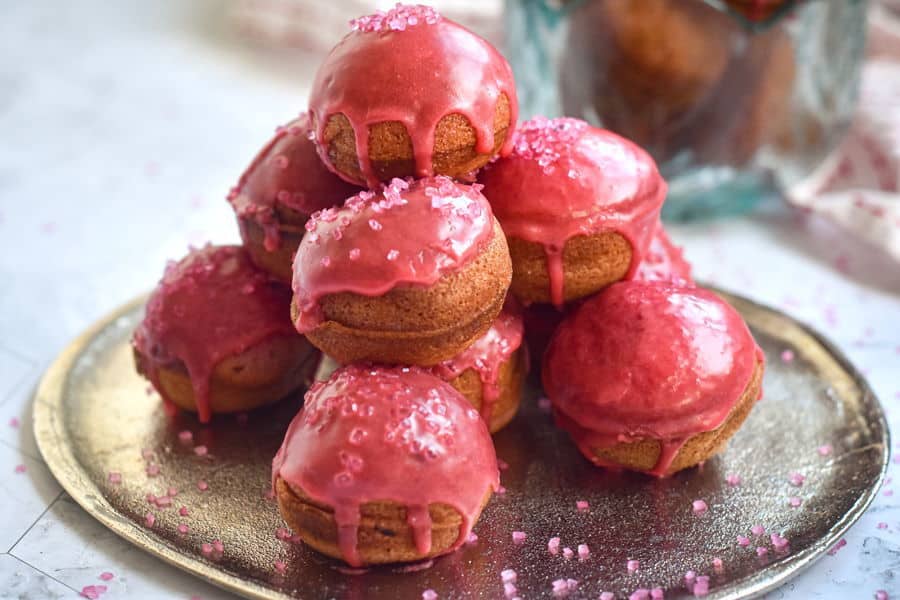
[228,114,361,251]
[291,176,495,332]
[133,245,297,423]
[309,4,518,187]
[431,300,524,424]
[543,281,764,476]
[272,365,499,566]
[479,117,666,307]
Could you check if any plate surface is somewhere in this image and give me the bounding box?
[33,291,889,600]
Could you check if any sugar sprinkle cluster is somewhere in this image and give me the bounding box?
[509,117,589,176]
[350,3,440,33]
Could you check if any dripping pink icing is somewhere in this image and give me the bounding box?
[228,114,361,251]
[430,299,524,424]
[291,176,495,332]
[272,365,499,566]
[133,245,297,423]
[634,221,694,285]
[479,117,666,307]
[543,281,764,476]
[309,4,518,188]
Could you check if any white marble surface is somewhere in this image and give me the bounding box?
[0,1,898,599]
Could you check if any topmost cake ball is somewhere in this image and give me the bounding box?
[309,4,518,188]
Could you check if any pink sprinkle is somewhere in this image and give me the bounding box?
[875,591,889,600]
[630,590,650,600]
[157,496,172,508]
[503,582,517,598]
[80,585,108,599]
[145,513,156,527]
[178,430,193,443]
[197,480,209,491]
[789,496,802,508]
[726,474,742,486]
[14,464,26,474]
[422,590,438,600]
[878,522,888,530]
[693,580,709,596]
[780,349,795,363]
[274,560,286,573]
[175,523,188,535]
[498,459,509,471]
[562,547,573,559]
[651,589,664,599]
[107,472,122,484]
[167,487,178,497]
[771,533,789,551]
[501,569,517,583]
[577,543,590,559]
[738,536,750,547]
[8,417,19,428]
[179,506,189,516]
[817,444,833,456]
[576,500,589,512]
[692,499,708,514]
[551,579,568,596]
[98,572,114,581]
[828,538,847,555]
[497,485,506,495]
[201,543,213,556]
[548,536,560,554]
[751,525,765,536]
[213,539,224,552]
[512,531,526,543]
[756,547,768,557]
[627,559,640,572]
[601,594,615,600]
[789,472,805,487]
[146,464,160,477]
[276,527,292,541]
[712,557,723,572]
[465,532,478,544]
[194,445,208,456]
[685,570,696,583]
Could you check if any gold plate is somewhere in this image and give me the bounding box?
[33,291,889,599]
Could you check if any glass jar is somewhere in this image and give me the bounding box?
[504,0,869,219]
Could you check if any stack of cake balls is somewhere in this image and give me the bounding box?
[132,3,765,568]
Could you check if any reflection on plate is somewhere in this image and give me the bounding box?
[33,291,888,599]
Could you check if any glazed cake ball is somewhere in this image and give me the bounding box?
[543,281,764,476]
[228,115,361,283]
[133,245,319,423]
[479,117,666,307]
[291,176,512,365]
[633,221,693,285]
[309,4,518,187]
[430,299,527,433]
[272,364,499,566]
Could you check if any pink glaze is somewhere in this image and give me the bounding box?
[133,245,297,423]
[430,300,524,424]
[479,117,666,307]
[272,365,499,567]
[291,176,495,332]
[228,114,361,251]
[309,4,517,188]
[634,221,693,285]
[543,281,763,477]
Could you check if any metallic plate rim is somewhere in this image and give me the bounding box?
[31,290,891,600]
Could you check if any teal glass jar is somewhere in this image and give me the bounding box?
[504,0,869,220]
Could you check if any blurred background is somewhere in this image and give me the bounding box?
[0,1,898,598]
